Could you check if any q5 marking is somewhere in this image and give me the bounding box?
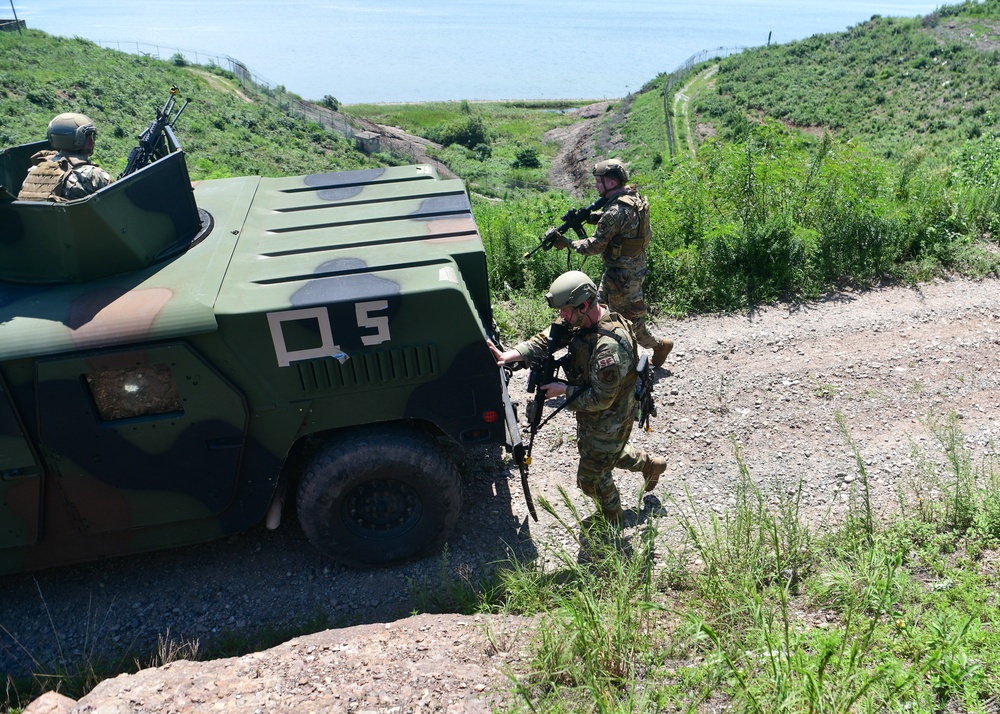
[267,300,391,367]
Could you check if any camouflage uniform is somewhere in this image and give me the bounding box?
[17,150,113,202]
[569,187,663,350]
[515,308,658,515]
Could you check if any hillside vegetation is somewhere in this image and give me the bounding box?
[339,2,1000,336]
[698,2,1000,162]
[483,0,1000,332]
[0,30,387,180]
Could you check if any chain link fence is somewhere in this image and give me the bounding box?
[92,40,361,144]
[662,45,747,158]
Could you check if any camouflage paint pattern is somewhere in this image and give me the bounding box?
[0,139,512,574]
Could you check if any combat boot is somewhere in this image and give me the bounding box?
[581,507,624,532]
[642,456,667,492]
[603,506,625,525]
[651,338,673,368]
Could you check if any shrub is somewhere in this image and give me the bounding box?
[430,115,488,149]
[511,146,541,169]
[472,143,492,161]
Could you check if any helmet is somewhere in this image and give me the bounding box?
[47,113,96,151]
[546,271,598,309]
[593,158,629,184]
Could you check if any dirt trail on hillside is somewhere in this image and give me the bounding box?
[544,101,612,198]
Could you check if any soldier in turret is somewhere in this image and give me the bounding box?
[490,271,666,525]
[18,112,114,202]
[547,158,673,368]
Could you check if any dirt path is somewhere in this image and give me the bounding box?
[674,65,718,156]
[509,276,1000,544]
[185,68,254,103]
[347,115,459,179]
[545,101,613,198]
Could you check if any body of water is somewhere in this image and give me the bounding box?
[11,0,944,103]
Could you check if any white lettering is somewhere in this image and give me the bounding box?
[356,300,391,346]
[267,307,345,367]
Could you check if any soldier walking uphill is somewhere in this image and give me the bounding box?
[489,271,667,524]
[546,159,673,368]
[18,113,114,202]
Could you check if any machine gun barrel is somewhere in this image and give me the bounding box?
[118,85,190,179]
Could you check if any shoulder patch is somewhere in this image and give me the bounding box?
[597,355,616,369]
[599,368,618,384]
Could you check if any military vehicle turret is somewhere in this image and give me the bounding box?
[0,114,522,573]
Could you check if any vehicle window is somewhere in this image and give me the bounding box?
[85,364,184,421]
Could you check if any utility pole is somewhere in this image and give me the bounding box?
[9,0,22,34]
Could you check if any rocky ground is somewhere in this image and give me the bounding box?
[6,104,1000,712]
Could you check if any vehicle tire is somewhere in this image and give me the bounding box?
[296,425,462,567]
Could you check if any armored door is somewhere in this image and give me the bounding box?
[35,343,248,534]
[0,374,41,549]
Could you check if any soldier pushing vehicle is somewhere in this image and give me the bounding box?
[490,271,667,526]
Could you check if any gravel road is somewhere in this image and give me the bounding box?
[4,274,1000,703]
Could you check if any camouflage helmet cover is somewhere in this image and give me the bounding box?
[592,158,629,183]
[47,113,96,151]
[546,270,598,309]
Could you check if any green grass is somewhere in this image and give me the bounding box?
[694,8,1000,167]
[345,99,594,198]
[0,30,386,181]
[469,6,1000,333]
[484,412,1000,712]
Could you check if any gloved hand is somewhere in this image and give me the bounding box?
[544,227,571,250]
[586,210,604,225]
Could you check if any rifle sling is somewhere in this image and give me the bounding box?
[534,385,590,432]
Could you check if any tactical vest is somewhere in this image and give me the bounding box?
[607,190,652,260]
[17,151,89,202]
[562,312,639,392]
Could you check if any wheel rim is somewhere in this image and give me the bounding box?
[342,477,422,539]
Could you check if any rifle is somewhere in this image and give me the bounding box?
[634,354,657,432]
[118,85,190,179]
[516,321,571,520]
[523,196,609,260]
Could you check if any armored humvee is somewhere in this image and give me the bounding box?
[0,121,522,574]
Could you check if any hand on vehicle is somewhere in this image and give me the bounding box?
[487,339,521,367]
